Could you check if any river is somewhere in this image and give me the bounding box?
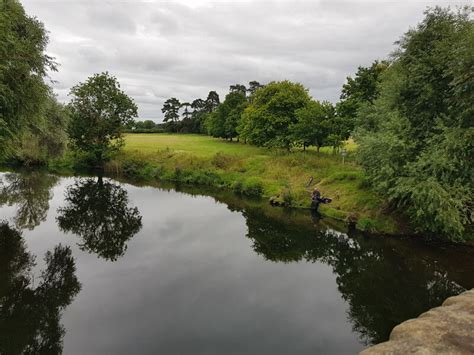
[0,170,472,354]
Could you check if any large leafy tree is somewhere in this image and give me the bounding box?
[355,6,473,240]
[206,91,247,139]
[337,60,388,133]
[68,72,137,165]
[238,81,311,149]
[14,94,69,164]
[0,0,58,161]
[290,100,332,151]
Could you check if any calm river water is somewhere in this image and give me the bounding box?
[0,171,472,354]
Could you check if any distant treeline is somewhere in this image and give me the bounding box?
[142,79,358,151]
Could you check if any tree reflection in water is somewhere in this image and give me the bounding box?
[0,222,81,354]
[0,172,58,231]
[243,208,470,345]
[57,177,142,261]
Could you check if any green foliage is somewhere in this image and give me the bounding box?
[14,95,69,165]
[205,91,220,112]
[161,97,181,132]
[206,91,247,139]
[0,0,58,161]
[232,177,264,197]
[238,81,311,149]
[134,120,157,130]
[68,72,138,165]
[355,6,474,240]
[337,60,389,132]
[291,100,332,150]
[247,81,264,98]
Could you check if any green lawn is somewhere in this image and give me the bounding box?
[113,133,396,233]
[124,133,271,157]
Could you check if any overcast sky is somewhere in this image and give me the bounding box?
[23,0,465,121]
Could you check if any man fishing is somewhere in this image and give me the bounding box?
[311,187,332,211]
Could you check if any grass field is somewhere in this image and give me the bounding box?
[123,134,265,157]
[123,133,357,157]
[107,133,396,233]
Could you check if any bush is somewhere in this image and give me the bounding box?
[356,218,377,232]
[231,180,244,194]
[241,177,264,197]
[282,189,294,206]
[211,152,236,169]
[122,159,152,178]
[175,169,222,186]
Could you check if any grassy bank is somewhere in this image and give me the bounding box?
[95,133,399,234]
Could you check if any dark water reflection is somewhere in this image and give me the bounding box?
[0,171,472,354]
[57,177,142,261]
[0,223,81,354]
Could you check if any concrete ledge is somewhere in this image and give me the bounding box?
[360,289,474,355]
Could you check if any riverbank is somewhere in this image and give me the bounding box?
[68,133,401,234]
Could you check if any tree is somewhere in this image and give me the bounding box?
[290,100,331,151]
[135,120,156,130]
[0,0,58,161]
[247,81,264,98]
[14,94,69,165]
[206,91,247,139]
[161,97,181,132]
[238,81,311,149]
[191,98,206,112]
[68,72,137,165]
[189,98,208,133]
[355,6,474,240]
[229,84,246,95]
[337,61,389,129]
[205,91,220,113]
[224,93,248,140]
[181,102,192,121]
[57,177,143,261]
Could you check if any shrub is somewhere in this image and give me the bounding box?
[282,189,294,206]
[211,152,235,169]
[241,177,264,197]
[356,218,377,232]
[122,159,152,178]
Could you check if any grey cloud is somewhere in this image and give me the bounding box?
[22,0,467,120]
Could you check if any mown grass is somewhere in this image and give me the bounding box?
[102,133,398,234]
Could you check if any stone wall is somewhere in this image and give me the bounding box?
[361,289,474,354]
